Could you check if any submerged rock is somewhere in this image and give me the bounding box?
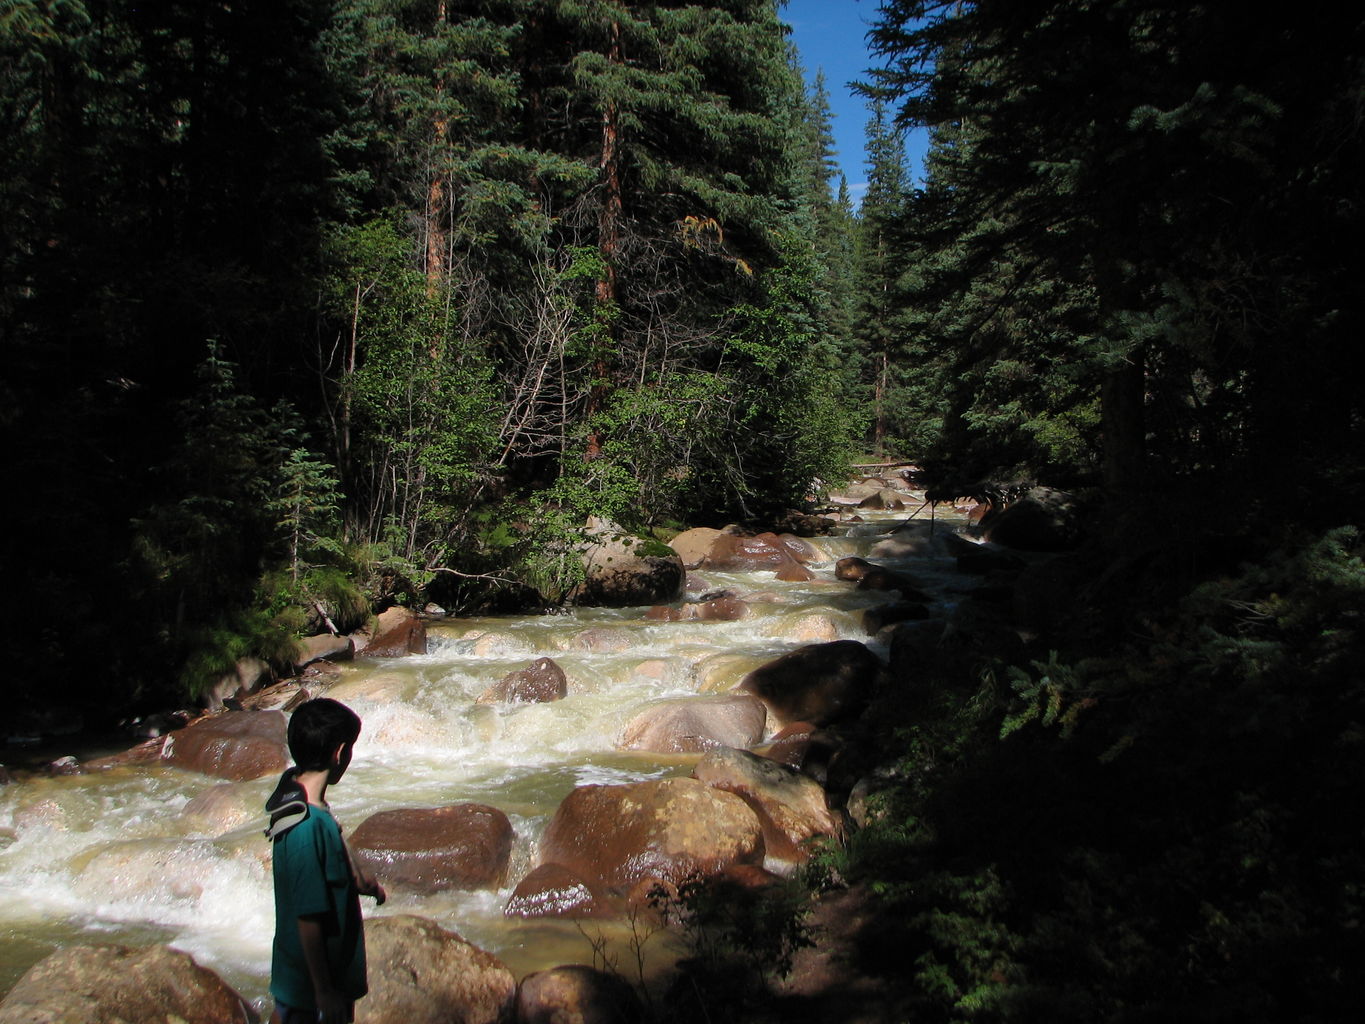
[617,694,767,754]
[477,657,568,705]
[504,864,613,920]
[644,595,751,622]
[181,781,260,835]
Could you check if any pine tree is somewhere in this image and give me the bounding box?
[871,0,1365,515]
[798,69,859,378]
[852,97,910,456]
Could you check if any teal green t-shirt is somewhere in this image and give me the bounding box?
[270,804,368,1009]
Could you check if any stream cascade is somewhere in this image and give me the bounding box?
[0,489,972,1014]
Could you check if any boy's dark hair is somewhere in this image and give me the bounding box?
[287,698,362,771]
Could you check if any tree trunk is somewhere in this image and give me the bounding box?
[585,12,623,460]
[425,0,449,355]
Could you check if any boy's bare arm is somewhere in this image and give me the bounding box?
[297,914,349,1024]
[355,864,386,905]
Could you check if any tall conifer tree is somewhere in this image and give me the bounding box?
[873,0,1364,514]
[853,97,910,455]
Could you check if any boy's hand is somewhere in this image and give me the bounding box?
[357,867,386,905]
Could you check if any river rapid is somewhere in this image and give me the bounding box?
[0,505,968,1015]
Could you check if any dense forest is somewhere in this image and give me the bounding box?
[4,0,865,720]
[4,0,1364,1018]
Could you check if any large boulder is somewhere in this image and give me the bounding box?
[755,721,817,768]
[350,804,514,894]
[1012,552,1091,636]
[834,556,876,581]
[162,710,288,781]
[354,606,428,658]
[980,486,1084,552]
[617,695,766,755]
[774,560,817,583]
[360,915,515,1024]
[570,517,685,608]
[0,943,255,1024]
[296,632,354,670]
[203,656,271,711]
[737,641,883,729]
[668,527,725,569]
[703,532,816,573]
[857,488,906,511]
[693,747,843,862]
[884,618,949,680]
[477,657,568,705]
[939,599,1025,665]
[955,543,1027,576]
[538,779,764,894]
[515,964,645,1024]
[504,864,613,920]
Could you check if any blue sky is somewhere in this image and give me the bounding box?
[781,0,929,206]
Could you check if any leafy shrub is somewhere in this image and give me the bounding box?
[824,526,1365,1022]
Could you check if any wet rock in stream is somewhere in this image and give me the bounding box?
[537,778,764,896]
[617,693,767,754]
[738,640,884,729]
[362,915,515,1024]
[351,803,515,894]
[0,943,256,1024]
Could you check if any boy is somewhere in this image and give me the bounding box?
[265,698,385,1024]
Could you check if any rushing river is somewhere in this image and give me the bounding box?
[0,505,968,1015]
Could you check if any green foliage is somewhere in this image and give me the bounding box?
[705,232,859,518]
[658,875,814,1020]
[870,0,1365,504]
[827,525,1365,1022]
[323,215,500,556]
[998,651,1089,740]
[270,445,345,580]
[295,565,371,637]
[177,600,304,700]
